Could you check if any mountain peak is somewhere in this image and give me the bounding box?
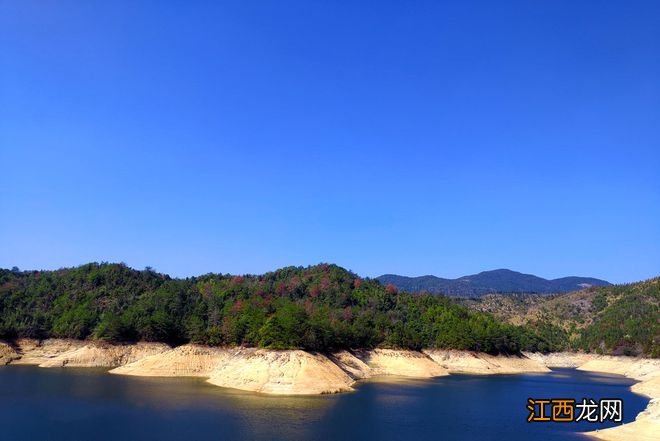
[376,270,610,296]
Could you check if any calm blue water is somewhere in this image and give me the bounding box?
[0,366,648,441]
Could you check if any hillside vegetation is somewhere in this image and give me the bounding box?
[462,278,660,357]
[0,263,556,354]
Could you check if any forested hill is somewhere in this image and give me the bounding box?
[0,263,560,354]
[462,278,660,357]
[377,269,610,296]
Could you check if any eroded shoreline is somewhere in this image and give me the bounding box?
[524,351,660,441]
[0,339,553,393]
[1,339,658,439]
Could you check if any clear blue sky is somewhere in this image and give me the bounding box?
[1,1,658,283]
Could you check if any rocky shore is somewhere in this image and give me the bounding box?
[1,339,658,438]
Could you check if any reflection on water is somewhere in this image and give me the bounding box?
[0,366,649,441]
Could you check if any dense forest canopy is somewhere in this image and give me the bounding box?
[0,263,655,356]
[577,278,659,357]
[0,263,561,354]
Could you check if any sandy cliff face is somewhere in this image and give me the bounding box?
[8,339,170,368]
[424,349,498,373]
[10,339,87,365]
[474,353,550,373]
[351,349,449,377]
[328,350,372,379]
[1,339,566,394]
[112,346,361,394]
[40,342,170,368]
[523,351,594,368]
[425,349,550,374]
[112,347,447,394]
[207,349,356,394]
[578,357,641,376]
[110,344,235,377]
[577,357,660,380]
[0,341,20,365]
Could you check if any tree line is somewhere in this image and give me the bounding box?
[0,263,567,353]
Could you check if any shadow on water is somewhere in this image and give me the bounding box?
[0,366,649,441]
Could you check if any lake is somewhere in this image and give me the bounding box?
[0,366,648,441]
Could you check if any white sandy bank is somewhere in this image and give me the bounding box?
[353,349,449,377]
[529,353,660,441]
[111,346,448,394]
[5,339,556,394]
[578,357,660,441]
[110,344,234,377]
[426,349,550,374]
[9,338,170,368]
[3,339,558,395]
[523,351,594,368]
[207,348,355,394]
[0,341,19,365]
[111,345,354,394]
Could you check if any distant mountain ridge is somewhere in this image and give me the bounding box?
[376,269,610,296]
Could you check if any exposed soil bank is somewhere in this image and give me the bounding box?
[3,335,658,441]
[0,341,20,365]
[580,358,660,441]
[8,338,170,368]
[207,348,356,394]
[3,339,553,394]
[112,345,451,394]
[110,344,233,377]
[427,349,550,374]
[110,345,356,394]
[529,353,660,441]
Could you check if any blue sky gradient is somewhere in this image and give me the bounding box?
[1,1,658,283]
